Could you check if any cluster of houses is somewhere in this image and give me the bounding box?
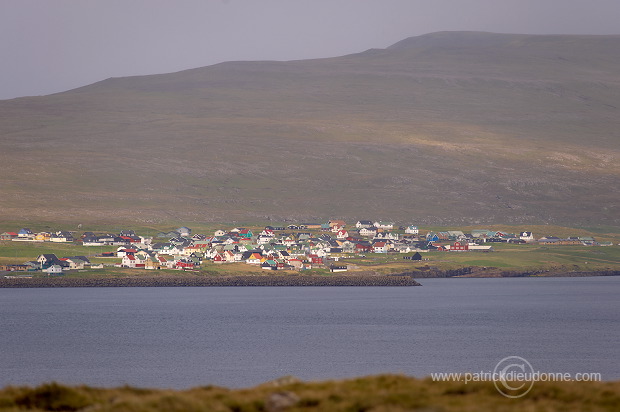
[0,254,99,275]
[0,221,613,275]
[1,228,75,242]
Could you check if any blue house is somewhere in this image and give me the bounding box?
[18,228,33,238]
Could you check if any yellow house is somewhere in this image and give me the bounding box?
[35,232,51,242]
[144,257,161,270]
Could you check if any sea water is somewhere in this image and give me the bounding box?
[0,276,618,389]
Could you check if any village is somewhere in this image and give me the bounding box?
[0,220,615,275]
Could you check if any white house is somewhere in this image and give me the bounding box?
[394,244,413,253]
[520,231,535,242]
[83,238,104,246]
[50,232,73,242]
[374,232,399,240]
[122,255,137,268]
[359,227,377,237]
[356,220,374,229]
[18,228,34,238]
[405,225,419,235]
[64,258,86,270]
[374,221,394,230]
[372,242,389,253]
[177,227,192,237]
[257,235,272,245]
[468,244,494,251]
[245,253,264,265]
[44,265,63,275]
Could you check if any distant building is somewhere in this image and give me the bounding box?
[405,225,419,235]
[374,221,394,230]
[356,220,374,229]
[177,227,192,237]
[520,231,535,242]
[44,265,63,275]
[18,228,33,238]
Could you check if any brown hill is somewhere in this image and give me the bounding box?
[1,31,619,225]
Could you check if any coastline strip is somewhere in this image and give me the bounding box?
[0,275,421,288]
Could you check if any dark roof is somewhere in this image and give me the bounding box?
[65,256,91,264]
[39,254,60,261]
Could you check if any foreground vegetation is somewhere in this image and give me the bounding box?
[0,375,618,411]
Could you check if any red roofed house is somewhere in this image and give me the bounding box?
[176,261,195,270]
[122,255,137,268]
[329,220,346,229]
[308,254,324,265]
[451,241,469,251]
[288,259,304,270]
[117,248,137,258]
[373,242,388,253]
[0,232,18,241]
[355,243,373,253]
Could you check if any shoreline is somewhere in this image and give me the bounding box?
[0,274,422,288]
[1,268,619,287]
[404,266,620,278]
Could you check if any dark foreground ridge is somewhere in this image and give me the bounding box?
[0,275,421,288]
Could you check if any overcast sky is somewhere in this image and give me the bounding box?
[1,0,619,100]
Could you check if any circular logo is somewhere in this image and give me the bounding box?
[493,356,535,398]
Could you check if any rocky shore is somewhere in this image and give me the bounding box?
[0,274,421,288]
[405,266,620,278]
[2,267,618,288]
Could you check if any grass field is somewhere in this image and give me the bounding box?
[0,375,617,411]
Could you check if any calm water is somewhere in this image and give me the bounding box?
[0,277,618,389]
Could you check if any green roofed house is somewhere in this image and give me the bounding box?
[447,231,465,240]
[471,230,491,238]
[261,260,278,270]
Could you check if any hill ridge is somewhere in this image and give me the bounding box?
[0,31,618,225]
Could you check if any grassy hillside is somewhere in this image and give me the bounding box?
[1,32,619,225]
[0,375,618,411]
